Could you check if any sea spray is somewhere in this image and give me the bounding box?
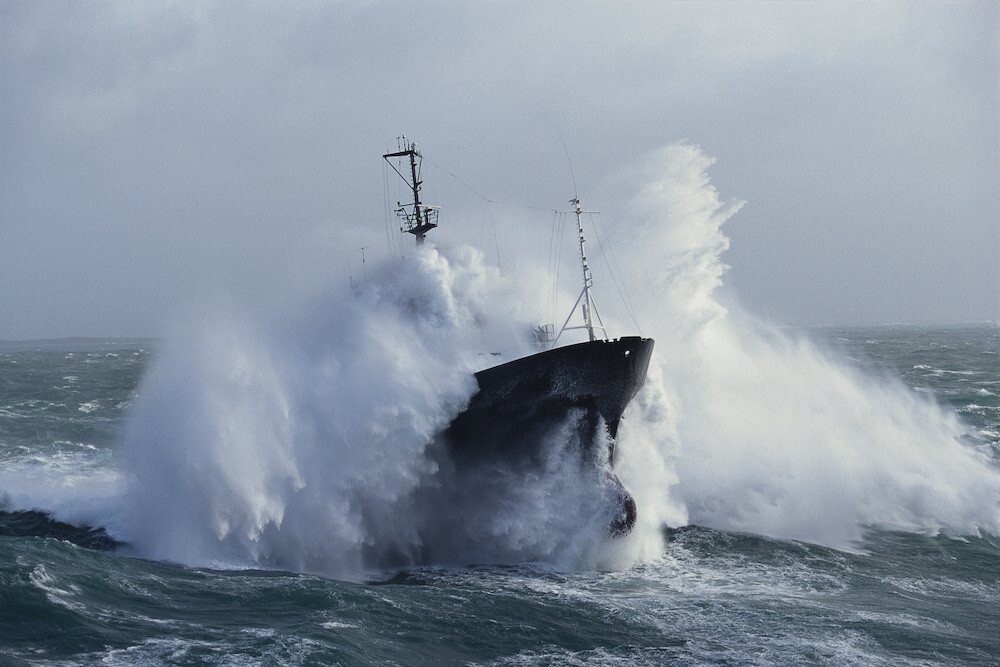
[0,449,123,534]
[614,144,1000,549]
[0,345,137,534]
[119,143,999,576]
[412,408,624,567]
[120,245,617,575]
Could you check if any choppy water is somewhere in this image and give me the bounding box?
[1,324,997,666]
[2,146,998,664]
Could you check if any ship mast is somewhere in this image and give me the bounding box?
[383,137,439,245]
[552,197,608,346]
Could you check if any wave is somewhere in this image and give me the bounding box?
[113,144,1000,576]
[119,246,609,575]
[0,509,119,550]
[614,144,1000,549]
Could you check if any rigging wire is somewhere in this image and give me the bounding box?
[422,158,555,213]
[478,199,489,251]
[489,204,502,272]
[381,158,398,258]
[549,210,570,330]
[591,211,642,334]
[556,126,579,199]
[384,149,639,335]
[547,212,559,327]
[478,199,502,271]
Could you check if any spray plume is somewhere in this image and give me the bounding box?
[119,144,1000,578]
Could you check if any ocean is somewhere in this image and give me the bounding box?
[2,144,998,664]
[1,322,997,666]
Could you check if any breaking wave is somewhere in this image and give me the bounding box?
[614,144,1000,550]
[119,144,1000,577]
[121,246,620,576]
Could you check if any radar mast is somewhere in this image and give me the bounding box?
[383,137,439,245]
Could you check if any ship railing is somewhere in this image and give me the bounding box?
[396,205,439,233]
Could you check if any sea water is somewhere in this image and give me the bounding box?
[2,145,997,664]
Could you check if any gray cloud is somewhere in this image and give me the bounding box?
[1,0,996,338]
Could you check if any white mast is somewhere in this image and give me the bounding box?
[573,197,598,342]
[551,197,608,346]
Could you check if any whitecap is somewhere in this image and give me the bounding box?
[29,564,86,612]
[319,621,358,630]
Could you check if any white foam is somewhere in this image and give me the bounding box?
[0,446,124,530]
[120,246,581,576]
[115,142,1000,577]
[29,564,86,612]
[613,144,1000,550]
[319,621,357,630]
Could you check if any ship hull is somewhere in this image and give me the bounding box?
[445,336,654,535]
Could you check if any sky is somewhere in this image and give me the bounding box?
[1,0,997,339]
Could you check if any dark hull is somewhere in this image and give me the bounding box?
[445,336,654,535]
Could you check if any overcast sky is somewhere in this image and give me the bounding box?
[1,1,997,339]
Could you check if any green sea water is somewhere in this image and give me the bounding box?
[1,324,998,665]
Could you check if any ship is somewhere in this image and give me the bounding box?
[383,140,653,536]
